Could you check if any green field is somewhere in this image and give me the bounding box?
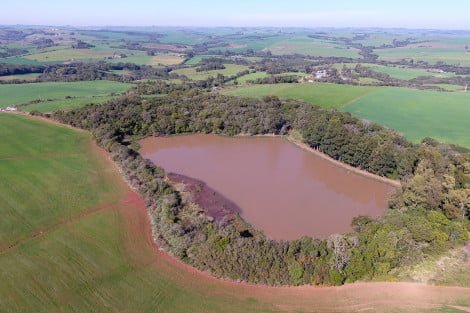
[331,63,457,80]
[0,114,275,313]
[0,73,41,81]
[234,72,308,85]
[0,81,132,108]
[108,53,185,66]
[375,44,470,66]
[234,72,270,84]
[227,83,470,147]
[226,83,379,109]
[265,36,361,58]
[172,64,249,81]
[211,35,361,57]
[367,64,457,80]
[21,96,115,113]
[344,88,470,147]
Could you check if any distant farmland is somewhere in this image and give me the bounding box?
[225,83,379,109]
[344,88,470,148]
[227,83,470,147]
[172,64,249,81]
[0,81,132,109]
[375,41,470,66]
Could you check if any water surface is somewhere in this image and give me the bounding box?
[140,134,395,240]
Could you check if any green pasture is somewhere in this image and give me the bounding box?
[344,88,470,147]
[0,114,279,313]
[172,64,249,80]
[0,81,132,108]
[226,83,379,109]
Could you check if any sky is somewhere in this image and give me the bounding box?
[1,0,470,30]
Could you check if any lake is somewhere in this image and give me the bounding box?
[140,134,395,240]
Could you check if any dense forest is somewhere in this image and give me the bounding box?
[50,86,470,286]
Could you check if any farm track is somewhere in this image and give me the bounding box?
[10,113,470,313]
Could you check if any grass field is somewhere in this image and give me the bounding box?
[234,72,308,85]
[426,84,467,92]
[21,96,115,113]
[213,35,361,58]
[0,114,274,313]
[375,44,470,66]
[226,83,379,109]
[227,83,470,147]
[331,63,457,80]
[234,72,270,84]
[0,81,132,108]
[265,36,361,58]
[0,73,41,81]
[109,53,186,66]
[0,114,469,312]
[366,64,457,80]
[344,88,470,147]
[172,64,249,80]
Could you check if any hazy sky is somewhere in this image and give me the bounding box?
[2,0,470,29]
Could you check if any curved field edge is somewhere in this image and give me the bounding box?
[0,113,469,313]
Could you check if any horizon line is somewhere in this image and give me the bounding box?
[2,23,470,32]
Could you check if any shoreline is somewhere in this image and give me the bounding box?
[283,133,402,188]
[234,132,401,188]
[141,131,401,188]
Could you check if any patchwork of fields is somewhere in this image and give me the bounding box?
[1,26,469,312]
[375,43,470,66]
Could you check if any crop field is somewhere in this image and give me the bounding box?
[265,36,361,57]
[0,73,40,81]
[23,47,145,63]
[21,96,115,113]
[344,88,470,148]
[172,64,249,80]
[227,83,470,147]
[426,84,467,92]
[0,81,132,108]
[234,72,270,84]
[366,64,457,80]
[108,53,186,66]
[185,55,207,65]
[158,30,210,45]
[1,114,469,313]
[331,63,457,80]
[210,34,361,57]
[226,83,379,109]
[0,56,43,65]
[375,44,470,66]
[0,114,272,313]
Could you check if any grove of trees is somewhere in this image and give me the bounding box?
[50,86,469,286]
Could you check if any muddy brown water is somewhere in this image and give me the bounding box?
[140,134,395,240]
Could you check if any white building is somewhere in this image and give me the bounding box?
[0,106,17,112]
[315,70,328,79]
